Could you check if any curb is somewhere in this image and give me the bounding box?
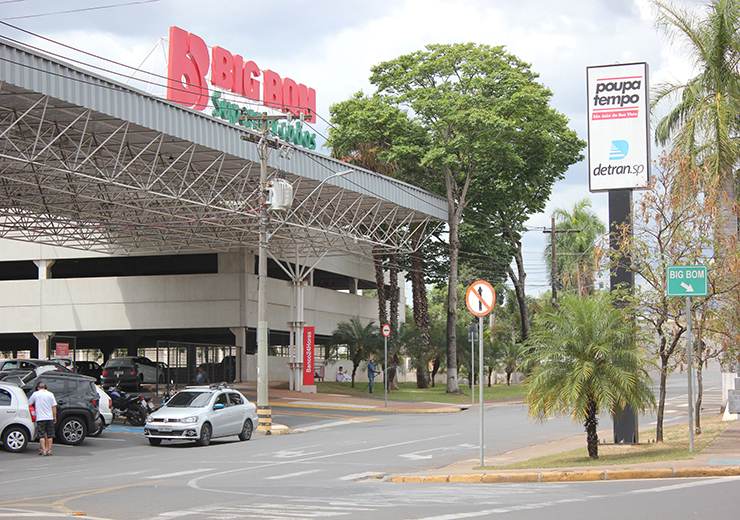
[268,402,464,414]
[385,466,740,483]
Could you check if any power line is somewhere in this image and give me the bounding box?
[1,0,162,20]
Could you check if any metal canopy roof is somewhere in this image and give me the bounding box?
[0,38,447,258]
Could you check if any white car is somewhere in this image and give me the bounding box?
[0,381,36,452]
[144,384,257,446]
[91,385,113,436]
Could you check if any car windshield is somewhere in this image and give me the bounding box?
[106,359,134,367]
[165,391,212,408]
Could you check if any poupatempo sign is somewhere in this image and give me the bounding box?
[587,62,650,191]
[167,26,317,149]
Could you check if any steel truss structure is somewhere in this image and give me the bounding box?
[0,38,446,259]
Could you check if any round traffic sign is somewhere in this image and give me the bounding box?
[466,280,495,317]
[382,323,391,337]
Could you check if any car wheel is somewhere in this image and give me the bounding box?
[148,438,162,446]
[127,405,147,427]
[59,416,87,445]
[196,422,212,446]
[238,419,253,441]
[90,419,104,437]
[2,425,30,452]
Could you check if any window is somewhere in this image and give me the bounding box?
[0,389,11,406]
[228,393,243,406]
[44,378,66,396]
[214,393,228,408]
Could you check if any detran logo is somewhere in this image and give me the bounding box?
[609,140,629,160]
[166,26,316,125]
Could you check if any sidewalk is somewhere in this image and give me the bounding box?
[229,382,740,482]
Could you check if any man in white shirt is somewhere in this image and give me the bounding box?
[29,381,57,456]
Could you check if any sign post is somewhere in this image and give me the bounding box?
[666,265,707,452]
[466,280,495,468]
[382,323,391,408]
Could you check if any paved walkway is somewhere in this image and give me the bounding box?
[177,382,740,482]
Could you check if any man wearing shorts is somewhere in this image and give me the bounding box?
[29,381,57,456]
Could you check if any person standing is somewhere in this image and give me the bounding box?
[195,365,210,385]
[29,381,57,456]
[367,356,378,394]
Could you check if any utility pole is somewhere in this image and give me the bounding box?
[239,111,293,434]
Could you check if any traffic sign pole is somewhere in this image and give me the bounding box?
[382,323,391,408]
[479,315,484,467]
[687,297,694,453]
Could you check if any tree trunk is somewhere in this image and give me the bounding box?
[585,399,599,460]
[696,338,704,434]
[373,247,387,325]
[504,226,531,341]
[446,182,461,393]
[410,223,430,389]
[656,362,668,442]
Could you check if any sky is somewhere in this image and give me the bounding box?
[0,0,705,295]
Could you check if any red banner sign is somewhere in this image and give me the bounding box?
[303,327,315,386]
[56,343,69,356]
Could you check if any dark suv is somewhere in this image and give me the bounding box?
[1,370,101,445]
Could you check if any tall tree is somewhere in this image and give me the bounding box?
[651,0,740,250]
[524,292,655,460]
[370,43,584,390]
[544,198,606,297]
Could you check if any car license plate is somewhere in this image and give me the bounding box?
[158,426,172,432]
[115,371,123,377]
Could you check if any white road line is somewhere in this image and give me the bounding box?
[293,420,358,432]
[146,468,215,479]
[265,469,321,480]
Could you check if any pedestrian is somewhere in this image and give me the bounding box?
[195,365,210,385]
[28,381,57,456]
[367,356,378,394]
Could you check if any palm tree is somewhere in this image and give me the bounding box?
[651,0,740,247]
[544,198,606,297]
[523,292,655,460]
[329,317,381,387]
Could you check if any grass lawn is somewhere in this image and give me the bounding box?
[317,381,525,404]
[490,414,732,469]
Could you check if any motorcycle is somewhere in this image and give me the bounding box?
[104,383,151,426]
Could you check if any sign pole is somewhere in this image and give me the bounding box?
[687,296,694,453]
[384,334,388,408]
[479,315,484,467]
[471,329,475,406]
[381,323,391,409]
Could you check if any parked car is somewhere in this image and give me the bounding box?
[91,385,113,436]
[75,360,103,383]
[0,381,35,453]
[102,356,163,390]
[144,383,257,446]
[0,358,69,374]
[10,370,102,446]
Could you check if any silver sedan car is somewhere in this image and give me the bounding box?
[144,384,257,446]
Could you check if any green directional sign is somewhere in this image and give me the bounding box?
[667,265,708,297]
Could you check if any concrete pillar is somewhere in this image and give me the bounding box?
[231,326,247,383]
[33,332,53,360]
[348,277,357,294]
[34,259,55,280]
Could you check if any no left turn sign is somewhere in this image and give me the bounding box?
[466,280,495,317]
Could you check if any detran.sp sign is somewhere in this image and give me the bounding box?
[166,26,317,148]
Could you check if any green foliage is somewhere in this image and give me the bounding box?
[329,317,382,386]
[524,292,655,459]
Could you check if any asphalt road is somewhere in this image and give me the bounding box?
[0,367,735,520]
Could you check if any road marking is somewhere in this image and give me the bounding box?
[272,449,322,459]
[275,409,378,421]
[265,469,321,480]
[339,471,385,481]
[145,469,214,479]
[293,420,359,432]
[187,432,461,494]
[284,401,378,409]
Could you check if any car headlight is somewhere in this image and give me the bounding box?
[145,415,153,423]
[183,416,198,423]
